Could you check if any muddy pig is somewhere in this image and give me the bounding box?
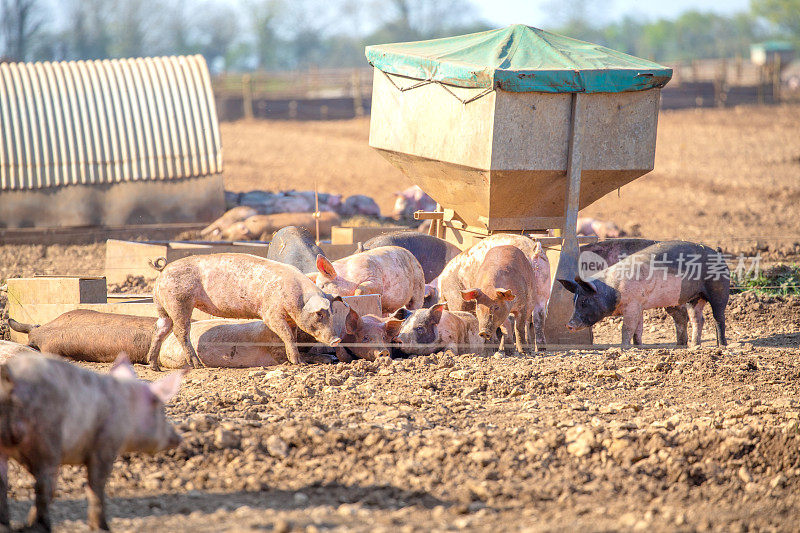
[147,253,342,370]
[0,343,184,531]
[159,319,334,368]
[220,211,341,241]
[8,310,157,363]
[336,308,403,362]
[393,304,483,356]
[267,226,327,274]
[438,234,550,343]
[460,245,542,353]
[358,231,461,284]
[559,240,729,347]
[309,247,425,314]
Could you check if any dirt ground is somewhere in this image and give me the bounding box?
[1,104,800,531]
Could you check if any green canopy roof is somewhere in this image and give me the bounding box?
[366,24,672,93]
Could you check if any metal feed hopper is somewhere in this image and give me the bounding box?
[366,25,672,344]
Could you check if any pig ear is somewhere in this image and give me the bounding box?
[430,303,445,322]
[575,276,597,294]
[461,288,480,301]
[316,254,337,280]
[495,288,515,301]
[531,241,542,259]
[384,318,404,340]
[110,353,138,381]
[558,279,579,294]
[390,307,411,320]
[149,369,187,403]
[307,272,318,283]
[344,308,360,335]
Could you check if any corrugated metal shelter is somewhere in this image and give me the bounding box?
[0,55,225,229]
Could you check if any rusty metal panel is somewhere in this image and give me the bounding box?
[0,55,222,191]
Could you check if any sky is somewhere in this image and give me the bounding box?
[474,0,753,27]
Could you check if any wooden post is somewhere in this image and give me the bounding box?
[242,73,254,120]
[758,65,764,105]
[352,69,364,117]
[735,54,743,82]
[773,52,781,103]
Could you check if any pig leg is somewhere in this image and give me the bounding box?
[688,299,706,346]
[172,314,204,369]
[146,311,174,372]
[709,300,727,347]
[513,312,526,354]
[524,314,533,355]
[532,305,547,351]
[27,463,58,531]
[620,305,643,347]
[632,316,643,345]
[0,455,8,528]
[665,306,689,346]
[265,318,304,365]
[86,450,116,531]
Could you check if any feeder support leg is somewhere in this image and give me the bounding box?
[557,92,585,282]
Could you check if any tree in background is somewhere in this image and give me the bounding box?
[250,0,283,69]
[0,0,44,61]
[751,0,800,41]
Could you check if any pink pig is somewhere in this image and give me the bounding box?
[308,246,425,314]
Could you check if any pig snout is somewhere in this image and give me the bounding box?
[479,330,493,340]
[566,317,587,331]
[329,337,342,346]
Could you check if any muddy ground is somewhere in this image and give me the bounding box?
[1,104,799,531]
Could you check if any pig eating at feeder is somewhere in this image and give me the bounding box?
[393,304,483,356]
[147,253,342,370]
[0,343,184,531]
[559,240,729,347]
[460,245,543,353]
[308,246,426,314]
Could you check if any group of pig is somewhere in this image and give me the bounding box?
[0,228,731,530]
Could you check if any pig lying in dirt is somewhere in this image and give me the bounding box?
[438,234,550,345]
[8,310,157,363]
[576,217,626,240]
[559,240,729,347]
[200,206,259,238]
[335,308,403,362]
[393,186,436,219]
[461,245,543,353]
[220,211,341,241]
[340,195,381,217]
[358,231,461,284]
[267,226,326,274]
[0,343,184,531]
[393,304,483,356]
[159,319,335,368]
[147,253,342,370]
[309,247,425,314]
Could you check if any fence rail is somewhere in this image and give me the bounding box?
[211,58,793,121]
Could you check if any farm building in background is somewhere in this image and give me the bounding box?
[0,55,225,229]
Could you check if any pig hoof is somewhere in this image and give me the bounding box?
[189,356,205,369]
[150,362,162,372]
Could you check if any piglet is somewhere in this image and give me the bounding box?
[336,308,403,362]
[309,246,425,314]
[0,342,184,531]
[394,304,483,356]
[461,245,542,353]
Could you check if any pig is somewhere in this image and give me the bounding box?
[438,234,550,345]
[308,247,425,314]
[559,240,729,347]
[267,226,326,274]
[7,310,157,363]
[200,205,259,238]
[220,211,341,241]
[0,344,184,531]
[339,195,381,217]
[146,253,342,370]
[576,217,626,240]
[579,238,691,345]
[336,308,403,362]
[392,185,436,219]
[158,319,335,368]
[394,304,483,356]
[358,231,461,284]
[460,245,541,353]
